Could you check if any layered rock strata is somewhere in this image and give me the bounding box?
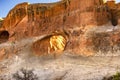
[0,0,120,56]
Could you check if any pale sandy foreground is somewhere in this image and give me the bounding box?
[0,33,120,80]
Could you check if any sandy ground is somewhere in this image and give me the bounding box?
[0,24,120,80]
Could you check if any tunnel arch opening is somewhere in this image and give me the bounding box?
[32,33,68,57]
[0,30,9,43]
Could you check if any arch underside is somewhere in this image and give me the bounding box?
[32,33,68,57]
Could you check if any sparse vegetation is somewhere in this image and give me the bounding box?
[103,72,120,80]
[13,68,38,80]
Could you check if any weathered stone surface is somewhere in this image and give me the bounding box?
[0,19,3,28]
[0,0,120,56]
[0,48,6,60]
[1,0,109,39]
[86,29,120,54]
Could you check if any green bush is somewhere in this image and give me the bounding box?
[103,72,120,80]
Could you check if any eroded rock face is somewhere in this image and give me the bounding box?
[85,29,120,54]
[2,2,28,30]
[1,0,110,39]
[0,0,120,56]
[0,48,6,60]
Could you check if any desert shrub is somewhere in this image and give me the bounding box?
[103,72,120,80]
[13,68,38,80]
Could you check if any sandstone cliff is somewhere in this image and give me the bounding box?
[0,0,120,56]
[1,0,120,80]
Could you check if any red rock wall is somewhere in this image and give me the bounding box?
[116,3,120,24]
[1,0,120,56]
[2,2,29,30]
[1,0,109,39]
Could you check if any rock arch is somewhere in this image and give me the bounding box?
[32,32,68,58]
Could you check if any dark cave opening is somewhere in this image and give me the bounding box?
[111,12,118,26]
[111,18,118,26]
[0,30,9,43]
